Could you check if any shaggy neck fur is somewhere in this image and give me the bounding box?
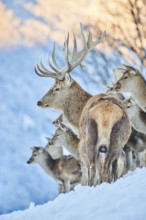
[63,81,91,128]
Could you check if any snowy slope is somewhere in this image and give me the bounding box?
[1,167,146,220]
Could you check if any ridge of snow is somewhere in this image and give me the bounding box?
[1,167,146,220]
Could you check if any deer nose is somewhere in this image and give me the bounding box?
[27,159,32,164]
[37,101,43,106]
[98,145,107,153]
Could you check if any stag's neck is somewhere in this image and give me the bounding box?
[132,77,146,112]
[63,82,91,128]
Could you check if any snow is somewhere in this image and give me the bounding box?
[1,168,146,220]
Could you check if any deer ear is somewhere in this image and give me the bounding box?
[64,73,72,86]
[130,96,136,104]
[123,65,138,76]
[45,137,51,141]
[60,122,68,131]
[130,69,138,76]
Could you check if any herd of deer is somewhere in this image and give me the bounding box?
[27,24,146,193]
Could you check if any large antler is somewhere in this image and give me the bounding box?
[34,24,106,80]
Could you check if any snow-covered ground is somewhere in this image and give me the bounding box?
[1,167,146,220]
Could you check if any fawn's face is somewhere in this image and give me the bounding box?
[27,147,45,164]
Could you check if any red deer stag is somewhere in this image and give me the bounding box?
[35,24,105,134]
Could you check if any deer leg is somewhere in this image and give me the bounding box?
[80,163,88,185]
[111,159,118,182]
[102,153,117,183]
[64,180,71,193]
[136,152,142,167]
[79,140,89,185]
[124,145,133,171]
[58,183,64,194]
[87,149,95,186]
[116,152,126,179]
[126,150,133,171]
[93,155,101,186]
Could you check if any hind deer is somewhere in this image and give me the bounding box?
[79,93,131,186]
[109,65,146,113]
[27,146,81,193]
[51,121,80,160]
[35,24,105,134]
[123,97,146,134]
[125,128,146,168]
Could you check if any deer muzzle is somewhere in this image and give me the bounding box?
[27,158,33,164]
[37,101,49,107]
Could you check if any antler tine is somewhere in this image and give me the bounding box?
[67,24,106,71]
[87,30,92,47]
[48,55,60,73]
[52,43,62,70]
[70,33,77,63]
[123,64,132,69]
[63,24,105,71]
[123,64,138,72]
[80,23,87,49]
[35,24,106,78]
[64,32,71,68]
[34,62,58,79]
[87,30,106,50]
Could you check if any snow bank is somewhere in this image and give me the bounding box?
[1,168,146,220]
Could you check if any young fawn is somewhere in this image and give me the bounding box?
[27,147,81,193]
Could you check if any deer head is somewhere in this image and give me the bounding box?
[109,65,140,93]
[35,24,106,110]
[27,146,46,164]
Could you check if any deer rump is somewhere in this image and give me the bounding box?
[79,94,131,185]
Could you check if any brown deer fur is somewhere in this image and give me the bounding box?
[79,93,131,185]
[110,65,146,113]
[37,78,91,131]
[51,123,80,160]
[27,147,81,193]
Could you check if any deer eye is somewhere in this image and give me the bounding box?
[127,105,130,108]
[123,76,128,79]
[54,87,60,92]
